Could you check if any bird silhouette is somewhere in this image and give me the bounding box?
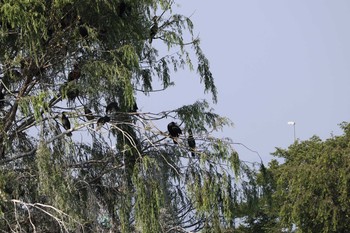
[84,106,94,128]
[187,129,196,157]
[167,122,182,144]
[60,112,72,136]
[117,1,131,18]
[131,102,138,112]
[106,102,119,114]
[149,16,158,43]
[79,25,88,38]
[96,116,111,131]
[84,106,94,121]
[68,63,81,82]
[59,82,79,102]
[0,90,4,109]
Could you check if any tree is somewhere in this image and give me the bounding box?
[233,161,282,233]
[232,123,350,233]
[270,122,350,232]
[0,0,256,232]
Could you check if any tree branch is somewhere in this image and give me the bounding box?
[0,148,36,165]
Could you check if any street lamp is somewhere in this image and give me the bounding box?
[287,121,296,142]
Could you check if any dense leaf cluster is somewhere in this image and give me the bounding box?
[272,123,350,232]
[241,123,350,233]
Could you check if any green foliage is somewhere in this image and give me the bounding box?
[238,124,350,233]
[236,159,281,233]
[0,0,258,232]
[193,41,218,103]
[133,158,163,233]
[177,100,232,132]
[271,123,350,232]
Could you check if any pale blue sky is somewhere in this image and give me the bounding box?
[140,1,350,163]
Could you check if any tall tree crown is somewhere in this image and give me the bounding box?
[0,1,251,232]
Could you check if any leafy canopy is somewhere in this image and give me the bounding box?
[0,0,257,232]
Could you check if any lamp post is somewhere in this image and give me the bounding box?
[287,121,296,142]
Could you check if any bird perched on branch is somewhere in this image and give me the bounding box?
[96,116,110,131]
[132,102,138,112]
[106,102,119,114]
[79,25,89,38]
[167,122,182,144]
[117,1,131,18]
[149,16,158,43]
[60,112,72,136]
[0,90,4,109]
[68,63,81,82]
[84,106,94,121]
[84,106,94,128]
[59,82,79,102]
[187,129,196,157]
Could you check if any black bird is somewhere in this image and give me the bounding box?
[67,86,79,102]
[187,129,196,157]
[149,16,158,43]
[129,102,138,112]
[84,106,94,121]
[60,112,72,136]
[96,115,110,131]
[118,1,127,16]
[0,91,4,109]
[84,106,94,128]
[68,63,81,82]
[167,122,182,144]
[106,102,119,114]
[60,81,79,102]
[79,25,88,38]
[117,1,131,18]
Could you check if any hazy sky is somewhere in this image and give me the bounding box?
[140,1,350,163]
